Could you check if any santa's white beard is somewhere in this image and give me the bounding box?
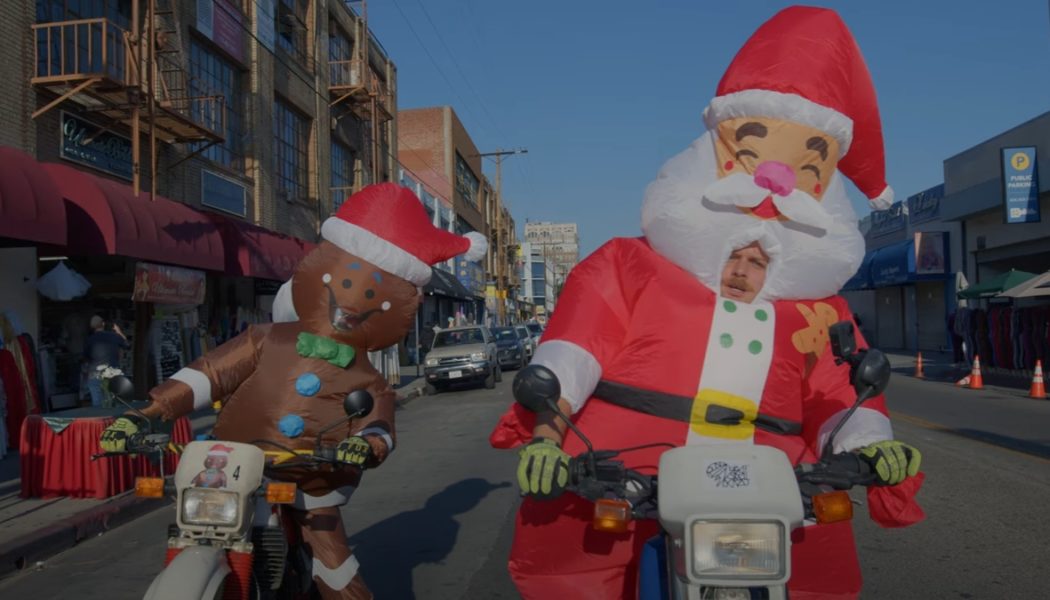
[640,131,865,302]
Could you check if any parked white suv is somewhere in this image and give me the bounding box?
[423,326,501,394]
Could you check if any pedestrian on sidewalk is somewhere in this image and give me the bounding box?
[83,316,128,408]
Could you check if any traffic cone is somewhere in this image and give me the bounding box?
[955,375,971,387]
[968,356,984,390]
[1029,360,1046,399]
[915,352,924,378]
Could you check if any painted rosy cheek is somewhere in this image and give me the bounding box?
[724,160,734,171]
[814,183,822,195]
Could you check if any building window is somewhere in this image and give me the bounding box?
[277,0,309,66]
[328,26,353,86]
[189,38,244,171]
[331,141,354,212]
[274,98,310,202]
[454,152,479,209]
[531,262,545,279]
[36,0,131,80]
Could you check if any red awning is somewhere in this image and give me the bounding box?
[42,162,226,272]
[214,217,315,282]
[0,146,67,246]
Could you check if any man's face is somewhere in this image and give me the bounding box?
[720,242,769,303]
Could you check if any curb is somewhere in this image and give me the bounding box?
[0,492,171,581]
[395,379,427,408]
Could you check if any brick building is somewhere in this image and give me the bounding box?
[0,0,397,408]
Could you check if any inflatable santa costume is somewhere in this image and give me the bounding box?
[490,7,924,599]
[126,184,485,599]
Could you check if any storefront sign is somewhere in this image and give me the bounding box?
[907,184,943,224]
[132,262,206,304]
[60,111,133,181]
[201,169,247,216]
[868,202,906,236]
[196,0,247,65]
[914,231,947,275]
[1002,146,1040,223]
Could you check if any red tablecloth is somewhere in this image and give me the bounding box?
[19,414,192,499]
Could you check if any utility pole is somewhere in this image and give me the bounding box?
[477,147,527,325]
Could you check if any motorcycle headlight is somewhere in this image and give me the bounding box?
[425,357,439,367]
[470,352,486,361]
[689,520,786,581]
[181,488,240,527]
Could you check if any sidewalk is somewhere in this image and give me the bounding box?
[0,372,427,581]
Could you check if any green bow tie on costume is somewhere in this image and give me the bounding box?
[296,332,356,368]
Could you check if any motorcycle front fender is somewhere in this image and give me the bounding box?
[143,546,232,600]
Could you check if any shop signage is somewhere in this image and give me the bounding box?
[868,202,906,236]
[1002,146,1040,224]
[201,169,247,216]
[60,111,133,181]
[196,0,247,65]
[914,231,947,275]
[132,262,206,304]
[907,184,944,224]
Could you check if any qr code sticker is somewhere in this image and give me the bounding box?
[705,461,752,489]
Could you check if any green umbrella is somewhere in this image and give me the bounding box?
[957,269,1038,299]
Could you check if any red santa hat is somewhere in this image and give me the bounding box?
[207,444,234,457]
[321,183,487,286]
[702,6,893,210]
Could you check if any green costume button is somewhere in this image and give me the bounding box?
[720,333,733,348]
[748,340,763,355]
[723,300,737,313]
[755,309,768,322]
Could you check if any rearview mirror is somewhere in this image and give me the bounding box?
[512,364,561,413]
[108,375,136,400]
[344,390,374,418]
[852,348,890,397]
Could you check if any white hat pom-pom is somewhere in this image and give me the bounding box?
[463,231,489,262]
[869,185,894,211]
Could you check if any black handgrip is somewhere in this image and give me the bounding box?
[796,452,877,489]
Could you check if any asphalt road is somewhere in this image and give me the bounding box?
[1,372,1048,599]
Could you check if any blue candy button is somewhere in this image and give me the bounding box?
[295,373,321,396]
[278,414,305,438]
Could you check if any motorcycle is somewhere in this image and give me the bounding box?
[97,376,374,600]
[512,320,890,600]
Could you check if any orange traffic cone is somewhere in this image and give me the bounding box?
[1030,360,1046,399]
[968,356,984,390]
[915,352,924,378]
[955,375,971,387]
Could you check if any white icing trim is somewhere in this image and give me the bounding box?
[294,484,357,510]
[169,367,212,410]
[271,279,298,322]
[321,218,433,286]
[817,406,893,454]
[357,426,394,453]
[703,89,853,157]
[312,554,360,591]
[531,340,602,414]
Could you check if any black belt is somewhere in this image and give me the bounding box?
[593,380,802,436]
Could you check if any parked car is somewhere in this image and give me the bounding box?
[525,322,544,347]
[423,325,500,394]
[492,326,526,370]
[514,325,536,361]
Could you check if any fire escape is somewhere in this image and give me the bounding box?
[330,1,395,188]
[31,0,224,197]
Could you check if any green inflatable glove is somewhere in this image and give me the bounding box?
[100,417,141,453]
[517,438,571,499]
[858,440,922,485]
[336,436,373,467]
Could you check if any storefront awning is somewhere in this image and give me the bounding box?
[841,251,875,291]
[0,146,67,245]
[424,267,473,300]
[43,162,226,272]
[998,270,1050,298]
[215,218,315,282]
[870,240,912,287]
[958,269,1037,299]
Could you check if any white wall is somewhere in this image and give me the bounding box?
[0,248,40,341]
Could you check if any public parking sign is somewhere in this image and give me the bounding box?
[1002,146,1040,224]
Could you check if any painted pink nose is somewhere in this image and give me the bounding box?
[753,161,796,197]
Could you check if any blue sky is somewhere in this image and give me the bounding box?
[365,0,1050,257]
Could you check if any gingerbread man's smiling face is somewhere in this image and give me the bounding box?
[291,241,420,350]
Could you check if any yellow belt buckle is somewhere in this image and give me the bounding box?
[690,388,759,440]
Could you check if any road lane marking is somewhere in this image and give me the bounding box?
[890,410,1050,464]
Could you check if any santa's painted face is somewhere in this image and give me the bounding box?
[291,241,420,350]
[641,123,864,302]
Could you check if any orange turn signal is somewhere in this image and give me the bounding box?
[135,477,165,498]
[266,482,297,504]
[592,498,631,533]
[812,490,854,524]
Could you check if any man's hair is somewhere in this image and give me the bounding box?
[90,315,104,329]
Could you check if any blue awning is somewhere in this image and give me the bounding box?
[870,240,913,287]
[841,251,875,291]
